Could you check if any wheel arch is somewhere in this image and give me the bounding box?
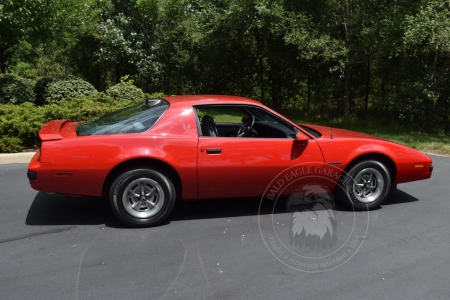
[102,158,182,200]
[344,153,397,184]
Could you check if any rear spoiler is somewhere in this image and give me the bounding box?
[39,120,70,141]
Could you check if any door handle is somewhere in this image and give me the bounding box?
[206,148,222,154]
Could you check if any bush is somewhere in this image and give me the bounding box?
[0,74,35,104]
[35,76,98,105]
[105,83,145,101]
[145,92,164,99]
[105,75,145,101]
[0,136,23,153]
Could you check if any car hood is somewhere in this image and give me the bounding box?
[301,124,386,141]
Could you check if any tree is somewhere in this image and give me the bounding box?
[0,0,96,74]
[403,0,450,86]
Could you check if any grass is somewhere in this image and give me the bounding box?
[197,107,243,123]
[198,106,450,156]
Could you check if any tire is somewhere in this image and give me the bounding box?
[109,169,176,227]
[337,160,391,210]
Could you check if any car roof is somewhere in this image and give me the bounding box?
[162,95,262,106]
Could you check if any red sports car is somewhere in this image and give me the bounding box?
[27,95,433,227]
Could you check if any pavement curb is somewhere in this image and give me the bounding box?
[425,152,450,158]
[0,152,36,165]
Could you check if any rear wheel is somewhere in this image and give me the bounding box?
[109,169,176,227]
[337,160,391,210]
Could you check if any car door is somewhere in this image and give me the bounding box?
[196,105,324,198]
[198,137,324,198]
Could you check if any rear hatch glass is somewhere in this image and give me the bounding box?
[76,99,169,136]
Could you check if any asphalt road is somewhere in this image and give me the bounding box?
[1,155,449,300]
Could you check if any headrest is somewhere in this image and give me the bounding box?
[202,115,216,124]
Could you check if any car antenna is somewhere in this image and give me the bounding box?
[330,127,333,139]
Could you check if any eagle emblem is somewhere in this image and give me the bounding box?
[286,184,337,249]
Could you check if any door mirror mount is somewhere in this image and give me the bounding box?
[295,130,309,143]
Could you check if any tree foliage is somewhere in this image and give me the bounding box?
[1,0,450,133]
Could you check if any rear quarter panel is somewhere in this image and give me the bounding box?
[40,105,199,197]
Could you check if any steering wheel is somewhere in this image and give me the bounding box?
[237,115,256,137]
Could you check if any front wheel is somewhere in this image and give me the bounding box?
[337,160,391,210]
[109,169,176,227]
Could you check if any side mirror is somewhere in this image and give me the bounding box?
[295,130,309,143]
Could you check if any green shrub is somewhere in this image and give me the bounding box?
[35,76,98,105]
[105,83,145,101]
[105,75,145,101]
[0,74,35,104]
[145,92,165,99]
[0,136,23,153]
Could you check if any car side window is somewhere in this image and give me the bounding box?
[195,105,296,138]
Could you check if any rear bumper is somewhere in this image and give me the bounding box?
[27,171,37,180]
[27,150,53,192]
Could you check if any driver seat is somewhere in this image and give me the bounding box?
[201,115,219,137]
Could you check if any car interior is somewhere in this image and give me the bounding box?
[196,105,297,138]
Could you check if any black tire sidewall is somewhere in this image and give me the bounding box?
[339,160,391,210]
[109,169,176,227]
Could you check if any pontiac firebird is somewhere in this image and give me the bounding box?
[27,95,433,227]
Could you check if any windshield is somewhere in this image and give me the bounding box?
[76,99,169,136]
